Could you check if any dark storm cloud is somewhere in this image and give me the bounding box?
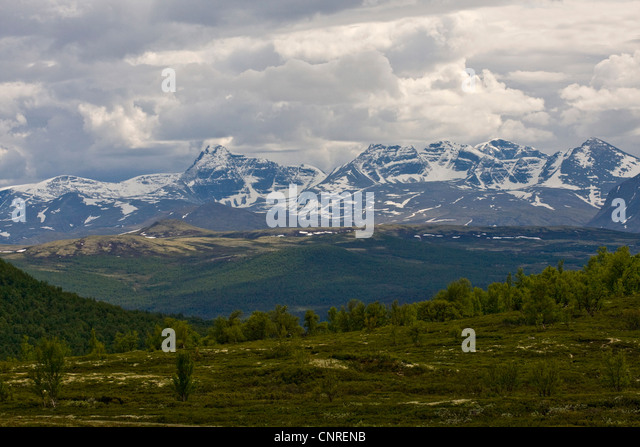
[151,0,364,28]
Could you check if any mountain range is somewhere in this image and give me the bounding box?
[1,137,638,244]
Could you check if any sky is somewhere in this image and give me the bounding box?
[0,0,639,186]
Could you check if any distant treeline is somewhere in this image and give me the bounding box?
[202,246,640,344]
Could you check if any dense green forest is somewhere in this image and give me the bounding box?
[206,246,640,343]
[0,258,194,359]
[2,245,640,359]
[7,224,640,320]
[1,246,640,426]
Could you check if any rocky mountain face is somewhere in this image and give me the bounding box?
[1,138,638,244]
[181,145,324,207]
[589,173,640,232]
[312,137,640,228]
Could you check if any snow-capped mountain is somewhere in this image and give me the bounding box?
[538,138,640,207]
[466,139,548,189]
[316,142,479,192]
[312,137,640,225]
[1,138,639,244]
[181,145,325,208]
[5,173,183,202]
[589,172,640,232]
[0,146,322,243]
[317,138,639,199]
[317,139,552,193]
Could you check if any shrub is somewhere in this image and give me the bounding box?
[172,351,195,402]
[89,329,107,359]
[318,372,339,402]
[113,331,139,353]
[20,335,35,362]
[388,300,414,327]
[449,326,462,343]
[292,346,309,365]
[264,340,295,359]
[278,366,321,385]
[30,337,68,408]
[408,323,424,346]
[462,370,484,395]
[345,353,404,373]
[529,360,561,397]
[389,324,399,346]
[622,309,640,330]
[484,362,519,395]
[501,316,526,327]
[0,378,11,402]
[500,362,520,393]
[416,299,461,322]
[602,351,631,392]
[303,310,319,335]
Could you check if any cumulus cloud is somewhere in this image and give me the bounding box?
[78,102,159,148]
[0,82,50,117]
[591,50,640,89]
[0,0,639,183]
[560,50,640,140]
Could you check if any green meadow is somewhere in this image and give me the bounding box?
[1,293,639,427]
[1,224,640,426]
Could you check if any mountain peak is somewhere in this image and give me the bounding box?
[573,138,622,155]
[583,137,606,145]
[576,138,625,154]
[363,143,386,152]
[364,143,403,151]
[195,145,234,163]
[476,138,521,150]
[4,137,640,245]
[202,145,231,156]
[488,138,517,146]
[473,139,544,161]
[359,143,418,159]
[183,146,237,180]
[426,140,459,149]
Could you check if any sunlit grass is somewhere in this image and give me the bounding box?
[1,296,639,427]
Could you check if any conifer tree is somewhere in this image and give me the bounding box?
[172,351,195,402]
